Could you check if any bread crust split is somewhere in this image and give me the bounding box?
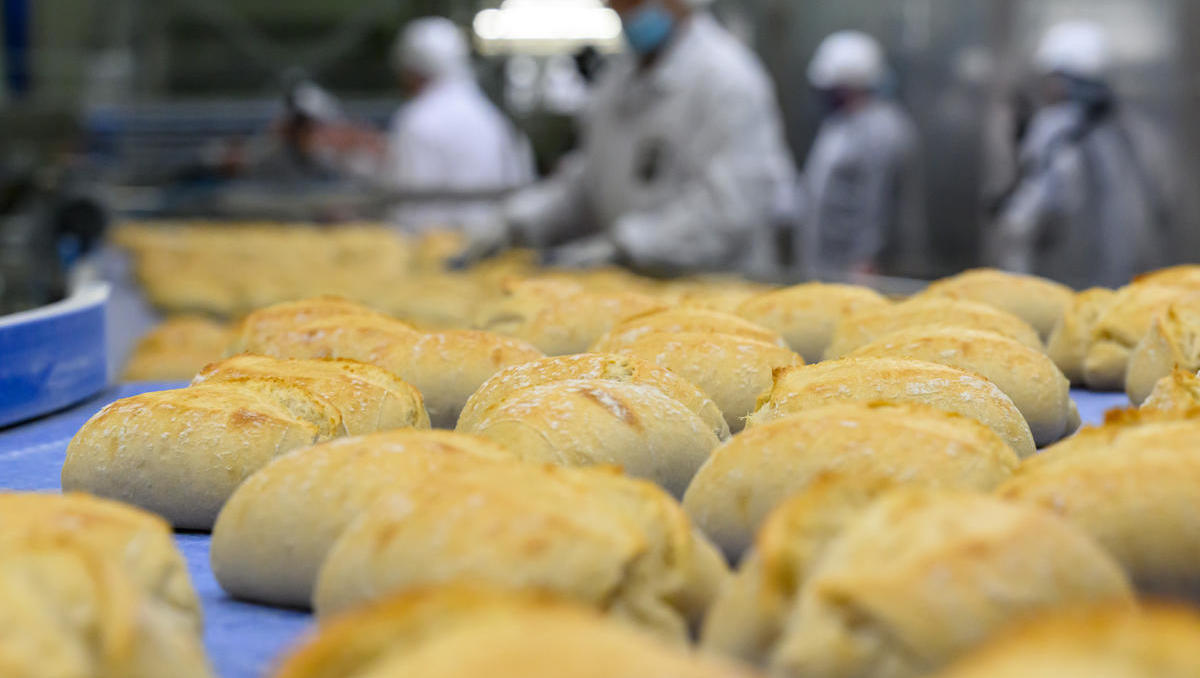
[735,282,890,363]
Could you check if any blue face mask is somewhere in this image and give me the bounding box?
[622,2,675,56]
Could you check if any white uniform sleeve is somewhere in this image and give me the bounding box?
[383,114,446,190]
[993,140,1085,273]
[503,152,595,247]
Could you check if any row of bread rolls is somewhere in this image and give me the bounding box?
[0,493,212,677]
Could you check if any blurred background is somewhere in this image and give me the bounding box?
[1,0,1196,284]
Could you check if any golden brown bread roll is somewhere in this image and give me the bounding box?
[1125,300,1200,404]
[767,489,1133,678]
[0,493,201,630]
[312,463,728,640]
[847,326,1077,445]
[455,353,729,440]
[229,296,396,354]
[997,414,1200,597]
[462,379,721,497]
[475,279,666,355]
[825,298,1043,359]
[62,385,322,529]
[123,316,232,382]
[1083,284,1200,391]
[602,332,802,434]
[211,431,517,608]
[0,536,214,678]
[915,269,1073,340]
[274,585,761,678]
[750,358,1037,458]
[933,603,1200,678]
[660,276,776,313]
[734,283,890,362]
[682,403,1019,560]
[591,308,789,352]
[1141,368,1200,412]
[193,355,430,435]
[1046,288,1118,384]
[1133,264,1200,289]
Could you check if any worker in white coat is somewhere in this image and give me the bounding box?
[801,31,925,277]
[459,0,797,277]
[384,17,535,234]
[989,21,1172,288]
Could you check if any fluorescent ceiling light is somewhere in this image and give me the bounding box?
[474,0,624,55]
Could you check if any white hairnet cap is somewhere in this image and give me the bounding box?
[807,31,886,89]
[394,17,470,79]
[1035,21,1112,81]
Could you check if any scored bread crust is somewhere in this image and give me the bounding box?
[735,282,890,363]
[1141,368,1200,412]
[914,269,1073,340]
[1125,301,1200,404]
[211,431,517,608]
[456,353,729,441]
[591,308,789,353]
[1082,285,1200,391]
[847,326,1077,446]
[682,403,1019,561]
[228,296,396,355]
[825,299,1043,359]
[750,358,1036,458]
[1046,288,1118,385]
[62,385,321,530]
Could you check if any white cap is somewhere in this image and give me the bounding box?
[1035,20,1111,81]
[394,17,471,80]
[807,31,886,90]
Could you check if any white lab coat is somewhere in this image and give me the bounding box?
[385,76,534,235]
[802,99,925,276]
[991,102,1171,289]
[504,14,797,276]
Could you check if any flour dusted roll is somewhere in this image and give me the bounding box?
[313,464,728,640]
[915,269,1073,340]
[1083,284,1200,391]
[229,296,395,354]
[1046,288,1117,384]
[735,283,890,362]
[825,299,1043,359]
[682,403,1018,560]
[1141,368,1200,412]
[934,603,1200,678]
[847,327,1077,445]
[123,316,232,382]
[274,585,760,678]
[768,489,1133,678]
[998,414,1200,597]
[1125,300,1200,404]
[0,493,201,630]
[591,308,788,352]
[194,355,430,435]
[456,353,729,440]
[750,358,1036,458]
[464,379,721,497]
[63,385,321,529]
[604,332,802,434]
[212,431,517,608]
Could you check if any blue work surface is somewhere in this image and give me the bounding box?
[0,384,1135,677]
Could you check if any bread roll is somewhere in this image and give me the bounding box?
[934,603,1200,678]
[751,359,1037,458]
[847,327,1077,445]
[916,269,1073,340]
[0,537,214,678]
[1125,301,1200,404]
[603,332,802,434]
[0,493,200,630]
[464,379,720,497]
[825,299,1042,359]
[456,353,729,440]
[476,280,665,355]
[682,403,1019,560]
[1046,288,1118,384]
[1083,285,1200,391]
[768,489,1133,678]
[195,355,429,435]
[123,316,232,382]
[997,415,1200,597]
[592,308,788,352]
[735,283,890,362]
[212,431,517,608]
[63,385,322,529]
[1134,264,1200,289]
[661,276,776,313]
[1141,368,1200,412]
[229,296,395,354]
[274,585,760,678]
[313,464,728,640]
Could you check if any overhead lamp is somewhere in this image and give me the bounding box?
[473,0,625,56]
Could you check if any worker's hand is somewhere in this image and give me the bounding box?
[446,220,510,270]
[543,236,619,270]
